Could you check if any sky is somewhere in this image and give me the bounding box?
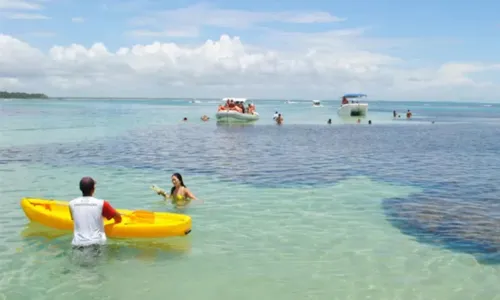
[1,0,500,101]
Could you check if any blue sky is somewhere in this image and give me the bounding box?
[1,0,500,100]
[2,0,499,61]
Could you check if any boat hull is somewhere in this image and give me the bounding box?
[337,103,368,117]
[20,198,192,238]
[215,110,260,122]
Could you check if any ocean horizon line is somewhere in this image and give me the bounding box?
[31,97,500,104]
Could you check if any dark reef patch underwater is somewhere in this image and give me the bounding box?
[2,122,500,263]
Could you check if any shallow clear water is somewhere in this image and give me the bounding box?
[1,98,500,299]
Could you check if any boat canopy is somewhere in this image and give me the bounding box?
[343,93,367,98]
[222,97,247,103]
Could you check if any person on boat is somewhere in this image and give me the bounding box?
[341,97,349,105]
[156,173,199,207]
[68,177,122,249]
[227,100,242,113]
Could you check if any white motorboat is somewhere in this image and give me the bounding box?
[337,93,368,117]
[312,100,322,107]
[216,98,260,122]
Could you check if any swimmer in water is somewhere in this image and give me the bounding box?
[276,114,283,125]
[156,173,199,208]
[406,110,412,119]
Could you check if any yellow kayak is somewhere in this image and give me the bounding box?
[20,197,192,238]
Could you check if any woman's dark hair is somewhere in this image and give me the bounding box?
[170,173,186,195]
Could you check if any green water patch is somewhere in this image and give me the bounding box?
[1,163,500,299]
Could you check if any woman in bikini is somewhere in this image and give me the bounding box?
[155,173,199,208]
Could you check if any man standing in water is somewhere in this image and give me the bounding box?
[69,177,122,250]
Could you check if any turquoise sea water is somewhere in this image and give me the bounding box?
[1,98,500,299]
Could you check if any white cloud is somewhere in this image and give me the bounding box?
[0,0,41,10]
[131,3,345,28]
[0,33,499,100]
[0,0,49,19]
[129,27,199,38]
[128,3,345,38]
[0,77,20,89]
[71,17,84,23]
[399,63,500,89]
[4,12,49,19]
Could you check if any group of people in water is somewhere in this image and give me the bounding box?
[393,110,412,119]
[187,102,415,124]
[182,115,210,122]
[327,118,372,125]
[217,98,256,114]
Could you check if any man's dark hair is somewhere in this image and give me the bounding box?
[79,177,96,196]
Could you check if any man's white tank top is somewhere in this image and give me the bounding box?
[69,196,107,246]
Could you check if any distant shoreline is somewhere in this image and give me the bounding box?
[0,91,48,99]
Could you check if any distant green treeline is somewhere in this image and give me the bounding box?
[0,91,48,99]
